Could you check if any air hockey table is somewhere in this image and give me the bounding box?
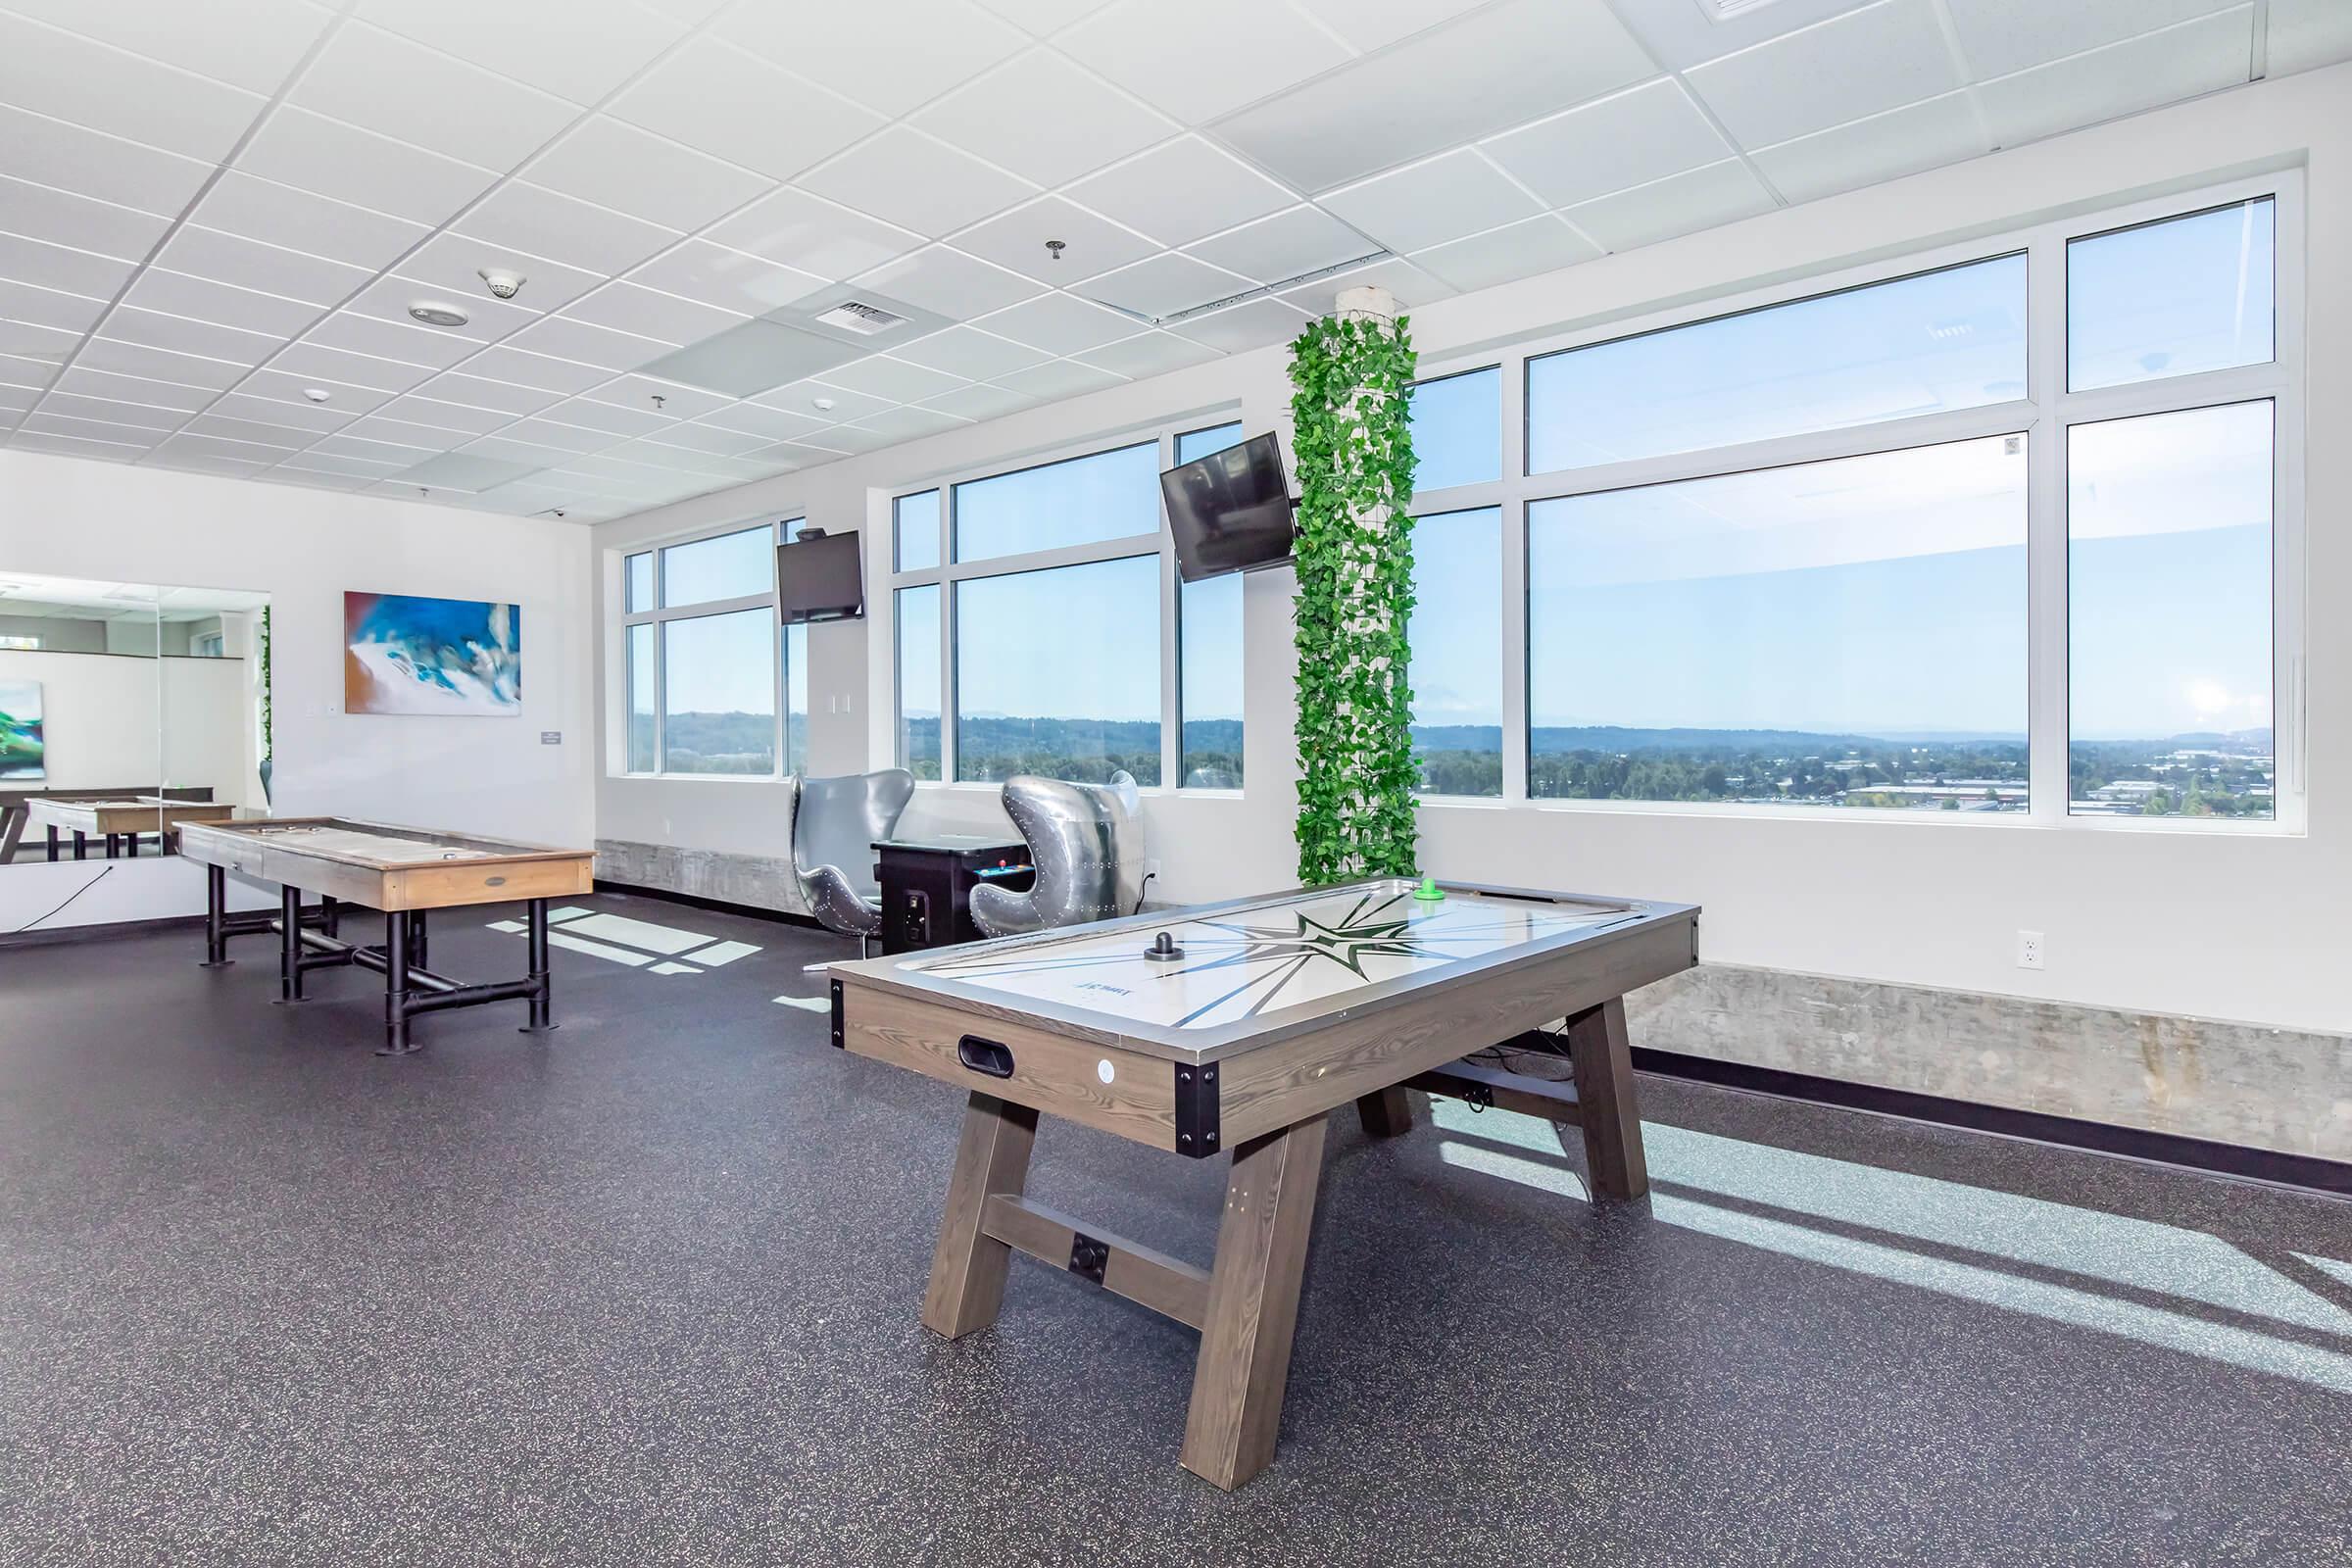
[827,876,1700,1490]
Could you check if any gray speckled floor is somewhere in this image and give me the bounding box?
[4,892,2351,1567]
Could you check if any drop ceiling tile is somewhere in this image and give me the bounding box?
[753,378,893,422]
[951,197,1161,286]
[0,232,136,302]
[601,438,770,479]
[1215,0,1657,193]
[240,107,502,228]
[0,176,171,264]
[815,355,968,403]
[0,280,104,339]
[609,36,884,182]
[503,314,675,371]
[1289,0,1488,52]
[694,400,830,441]
[154,226,377,308]
[911,49,1177,188]
[120,270,318,339]
[970,0,1111,34]
[993,357,1125,399]
[1061,0,1349,123]
[311,430,444,464]
[102,306,279,366]
[353,0,687,104]
[563,281,746,346]
[11,428,150,461]
[23,411,172,447]
[718,0,1026,118]
[765,433,865,461]
[0,12,268,164]
[0,324,79,368]
[414,370,564,416]
[1320,150,1542,256]
[38,392,193,432]
[1482,80,1734,210]
[1166,296,1313,353]
[456,183,678,280]
[1974,9,2252,147]
[1071,330,1218,379]
[642,421,770,457]
[1083,252,1253,320]
[536,397,670,439]
[974,290,1140,356]
[289,23,581,167]
[401,450,551,491]
[152,431,287,466]
[343,412,483,447]
[1183,206,1379,285]
[1410,214,1599,292]
[797,127,1037,239]
[526,117,775,236]
[189,173,433,273]
[1279,256,1454,313]
[583,373,733,420]
[891,326,1050,381]
[237,367,396,413]
[450,343,611,395]
[1749,92,1987,204]
[1685,0,1963,149]
[854,404,973,442]
[1943,0,2238,80]
[625,240,824,317]
[704,187,925,282]
[278,452,411,479]
[179,414,311,450]
[2269,0,2352,74]
[82,345,255,394]
[4,0,336,97]
[850,246,1042,318]
[308,310,499,370]
[268,340,438,393]
[1562,160,1777,253]
[0,105,213,220]
[1065,137,1295,247]
[400,232,607,316]
[210,391,354,432]
[0,354,58,391]
[920,381,1038,422]
[460,435,593,469]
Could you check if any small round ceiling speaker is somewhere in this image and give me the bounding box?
[408,300,470,327]
[302,387,332,403]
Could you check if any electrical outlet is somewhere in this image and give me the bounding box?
[2016,929,2045,970]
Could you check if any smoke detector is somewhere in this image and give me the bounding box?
[811,300,909,336]
[408,299,471,328]
[477,269,525,300]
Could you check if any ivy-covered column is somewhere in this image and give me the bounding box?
[1287,285,1419,885]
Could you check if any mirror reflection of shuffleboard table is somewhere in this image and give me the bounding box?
[175,817,597,1055]
[828,878,1701,1490]
[22,795,237,859]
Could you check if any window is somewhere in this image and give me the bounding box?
[896,489,941,572]
[1409,507,1502,796]
[955,441,1160,562]
[1177,420,1247,788]
[2069,402,2274,818]
[617,516,808,778]
[896,585,941,780]
[1406,368,1500,492]
[2069,199,2274,392]
[956,555,1161,784]
[1527,254,2027,473]
[1529,437,2029,808]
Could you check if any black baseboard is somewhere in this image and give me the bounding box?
[593,878,823,931]
[1631,1045,2352,1198]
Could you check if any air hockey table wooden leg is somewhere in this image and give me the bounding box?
[1179,1110,1329,1492]
[1563,996,1647,1200]
[921,1091,1039,1339]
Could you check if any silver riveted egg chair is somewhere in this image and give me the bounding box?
[792,768,916,961]
[969,770,1145,939]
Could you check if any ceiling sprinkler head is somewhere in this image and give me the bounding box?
[408,299,470,328]
[303,387,331,403]
[1045,239,1066,262]
[650,393,666,411]
[477,269,525,301]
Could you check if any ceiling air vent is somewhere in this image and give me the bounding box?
[810,300,910,336]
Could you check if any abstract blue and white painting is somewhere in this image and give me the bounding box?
[0,679,43,778]
[343,592,520,716]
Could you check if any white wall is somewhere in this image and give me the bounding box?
[593,66,2350,1034]
[0,456,595,930]
[0,649,161,786]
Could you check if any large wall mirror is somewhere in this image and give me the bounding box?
[0,574,271,899]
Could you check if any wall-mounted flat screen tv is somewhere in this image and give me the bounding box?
[1160,432,1296,583]
[776,529,864,623]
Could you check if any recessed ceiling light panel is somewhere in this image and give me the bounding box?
[408,300,471,328]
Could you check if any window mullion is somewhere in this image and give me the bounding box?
[2026,231,2070,825]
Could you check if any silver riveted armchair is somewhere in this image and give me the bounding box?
[792,768,916,956]
[970,770,1145,939]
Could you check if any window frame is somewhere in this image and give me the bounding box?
[887,416,1242,792]
[616,515,805,781]
[1394,171,2303,830]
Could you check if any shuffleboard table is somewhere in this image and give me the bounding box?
[828,877,1699,1490]
[176,817,597,1054]
[23,795,237,859]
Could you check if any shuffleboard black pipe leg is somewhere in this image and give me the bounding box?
[200,863,231,967]
[408,909,429,972]
[277,883,304,1002]
[520,898,556,1033]
[45,825,57,862]
[380,910,416,1056]
[72,830,85,861]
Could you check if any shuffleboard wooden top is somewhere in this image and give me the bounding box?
[175,815,590,870]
